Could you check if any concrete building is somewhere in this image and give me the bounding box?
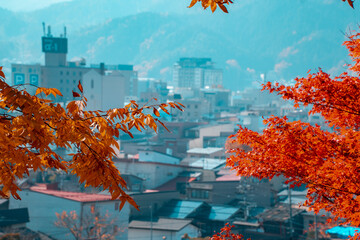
[83,66,138,110]
[169,98,210,122]
[187,147,224,159]
[173,58,223,89]
[138,150,181,165]
[200,87,231,115]
[185,122,235,149]
[9,184,130,240]
[113,157,187,189]
[12,25,138,110]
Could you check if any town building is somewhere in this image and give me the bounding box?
[172,58,223,89]
[128,218,199,240]
[11,25,138,110]
[9,184,130,240]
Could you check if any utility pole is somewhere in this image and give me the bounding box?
[150,205,153,240]
[288,185,293,240]
[314,212,319,240]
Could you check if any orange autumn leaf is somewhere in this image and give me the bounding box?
[0,71,183,209]
[188,0,355,13]
[226,29,360,234]
[77,80,83,93]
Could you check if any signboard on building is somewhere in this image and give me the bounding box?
[42,37,68,53]
[14,73,25,85]
[30,74,39,86]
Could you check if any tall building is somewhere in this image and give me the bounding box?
[11,24,138,109]
[172,58,223,89]
[83,64,138,110]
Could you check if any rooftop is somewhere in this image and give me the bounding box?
[257,204,305,222]
[154,176,196,192]
[209,205,240,221]
[159,200,205,219]
[129,218,194,231]
[187,147,223,155]
[326,226,360,238]
[188,158,226,170]
[30,184,114,202]
[216,173,241,182]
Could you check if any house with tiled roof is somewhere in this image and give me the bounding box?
[128,218,199,240]
[9,184,130,240]
[157,200,243,237]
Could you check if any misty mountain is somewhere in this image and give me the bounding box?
[1,0,360,89]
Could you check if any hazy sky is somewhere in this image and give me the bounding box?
[0,0,72,12]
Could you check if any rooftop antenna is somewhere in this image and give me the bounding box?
[42,22,46,36]
[47,25,52,37]
[64,26,67,38]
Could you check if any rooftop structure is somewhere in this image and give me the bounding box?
[30,184,112,202]
[129,218,193,231]
[12,25,138,107]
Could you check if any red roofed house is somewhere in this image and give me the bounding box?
[9,184,130,240]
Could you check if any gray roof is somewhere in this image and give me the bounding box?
[158,200,205,219]
[129,218,194,231]
[187,148,223,155]
[209,205,240,221]
[277,189,307,197]
[189,158,226,170]
[257,204,305,222]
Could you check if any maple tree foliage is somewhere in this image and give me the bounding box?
[187,0,355,13]
[0,69,184,210]
[225,31,360,239]
[55,208,118,240]
[211,223,246,240]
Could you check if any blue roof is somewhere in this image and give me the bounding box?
[326,226,360,238]
[209,205,239,221]
[161,200,204,219]
[190,158,226,170]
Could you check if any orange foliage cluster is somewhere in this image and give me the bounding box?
[188,0,355,13]
[188,0,234,13]
[0,69,183,209]
[344,0,355,8]
[212,223,247,240]
[226,31,360,239]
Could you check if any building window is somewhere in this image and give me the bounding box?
[191,190,209,199]
[91,79,94,89]
[115,202,119,211]
[73,72,76,76]
[73,80,76,84]
[66,71,69,75]
[66,79,69,84]
[60,79,63,83]
[60,71,63,75]
[28,68,32,73]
